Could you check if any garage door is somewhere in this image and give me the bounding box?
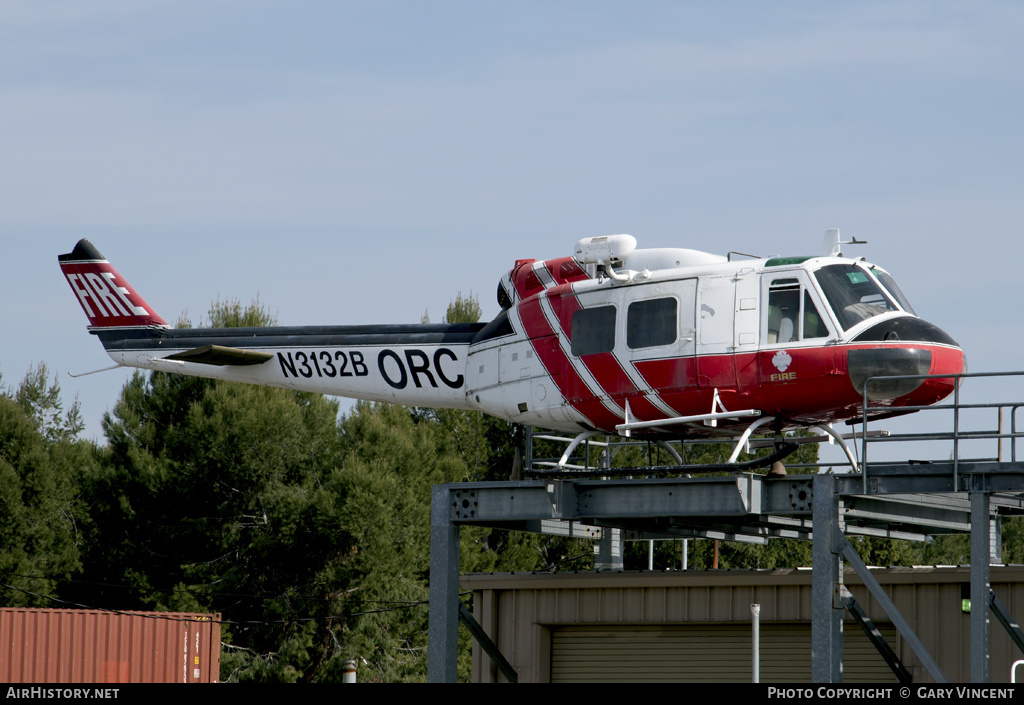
[550,623,900,683]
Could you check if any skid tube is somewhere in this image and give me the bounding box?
[523,441,799,479]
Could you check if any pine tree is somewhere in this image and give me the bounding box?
[73,299,477,682]
[0,367,96,606]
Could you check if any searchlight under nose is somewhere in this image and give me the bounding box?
[848,347,932,400]
[847,317,964,401]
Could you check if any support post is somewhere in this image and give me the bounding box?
[428,485,461,683]
[751,604,760,683]
[811,473,843,683]
[971,489,991,683]
[594,528,623,571]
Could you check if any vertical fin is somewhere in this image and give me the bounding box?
[58,239,169,329]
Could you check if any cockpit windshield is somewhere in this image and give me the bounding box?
[869,267,916,316]
[813,264,900,331]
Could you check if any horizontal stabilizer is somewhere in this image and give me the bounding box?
[163,345,274,367]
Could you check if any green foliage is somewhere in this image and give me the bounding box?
[0,369,96,606]
[78,303,377,681]
[66,297,491,682]
[1002,518,1024,564]
[443,291,481,325]
[206,296,278,328]
[13,363,84,443]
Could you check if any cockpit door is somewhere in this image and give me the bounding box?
[761,271,835,346]
[759,270,839,389]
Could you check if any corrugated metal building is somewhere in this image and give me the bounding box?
[463,566,1024,683]
[0,608,221,683]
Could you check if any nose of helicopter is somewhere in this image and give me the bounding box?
[847,318,965,402]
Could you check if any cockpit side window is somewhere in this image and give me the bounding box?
[766,276,832,344]
[814,264,899,331]
[767,280,800,344]
[803,290,829,339]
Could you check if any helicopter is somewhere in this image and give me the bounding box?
[59,230,965,471]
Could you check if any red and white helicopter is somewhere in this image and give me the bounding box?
[60,231,965,471]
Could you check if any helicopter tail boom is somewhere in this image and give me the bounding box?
[59,239,480,410]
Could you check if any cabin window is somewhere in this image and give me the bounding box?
[571,306,616,356]
[627,297,677,349]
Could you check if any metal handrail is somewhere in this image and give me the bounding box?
[860,370,1024,492]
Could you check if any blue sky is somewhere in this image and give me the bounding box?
[3,0,1023,461]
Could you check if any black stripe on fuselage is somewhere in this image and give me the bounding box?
[94,323,487,351]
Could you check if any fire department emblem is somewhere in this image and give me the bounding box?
[772,350,792,373]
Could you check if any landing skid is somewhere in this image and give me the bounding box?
[527,408,869,476]
[524,441,799,479]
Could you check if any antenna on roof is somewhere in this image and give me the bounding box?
[821,228,867,258]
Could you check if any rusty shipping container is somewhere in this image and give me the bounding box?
[0,608,220,683]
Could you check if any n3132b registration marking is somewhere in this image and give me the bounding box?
[276,348,464,390]
[277,350,369,379]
